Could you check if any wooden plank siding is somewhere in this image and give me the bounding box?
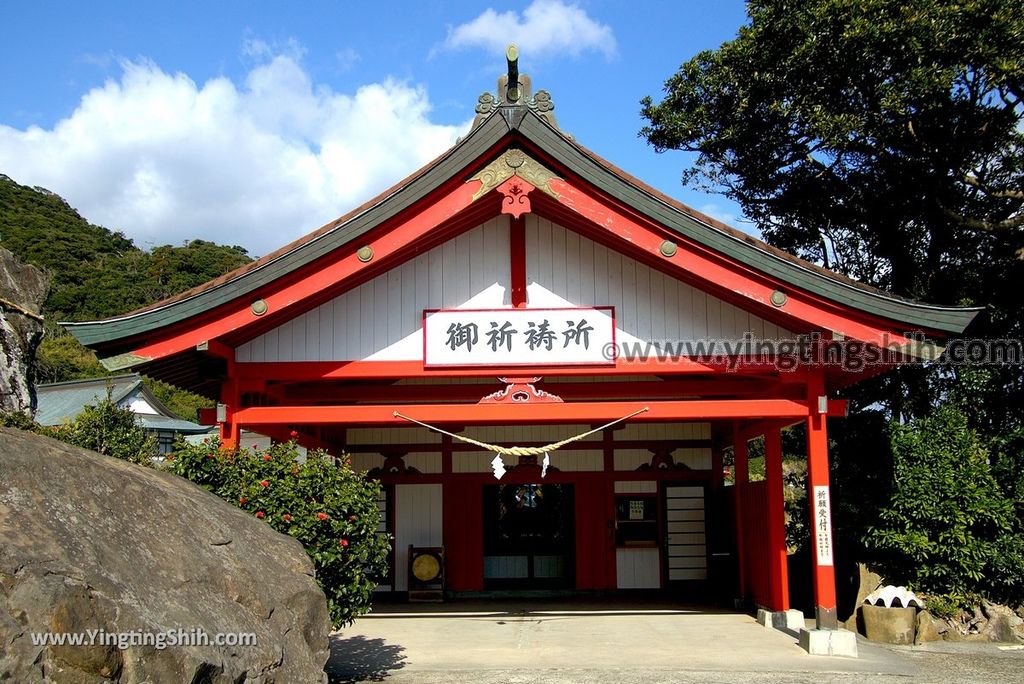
[393,484,443,592]
[524,216,791,347]
[236,217,512,362]
[235,216,792,364]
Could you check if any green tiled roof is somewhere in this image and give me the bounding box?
[63,107,980,351]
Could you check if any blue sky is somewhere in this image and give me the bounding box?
[0,1,752,256]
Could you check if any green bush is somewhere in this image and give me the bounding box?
[865,405,1023,604]
[1,410,38,430]
[168,439,391,626]
[48,396,155,466]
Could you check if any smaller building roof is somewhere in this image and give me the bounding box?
[34,374,208,433]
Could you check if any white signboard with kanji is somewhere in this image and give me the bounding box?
[423,307,615,367]
[813,485,834,566]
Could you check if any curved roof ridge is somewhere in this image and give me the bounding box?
[63,106,980,348]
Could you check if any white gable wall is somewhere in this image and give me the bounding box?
[525,216,790,345]
[237,217,513,362]
[236,215,790,363]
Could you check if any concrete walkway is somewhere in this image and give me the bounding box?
[323,599,1024,683]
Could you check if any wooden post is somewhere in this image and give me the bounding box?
[806,375,838,629]
[764,427,790,611]
[207,342,239,449]
[218,380,240,449]
[732,424,749,601]
[441,434,453,474]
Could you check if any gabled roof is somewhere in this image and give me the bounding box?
[63,71,980,358]
[34,373,208,432]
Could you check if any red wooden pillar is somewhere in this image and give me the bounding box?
[442,479,483,591]
[217,387,240,448]
[732,425,749,600]
[806,375,838,629]
[210,343,240,449]
[764,427,790,611]
[510,215,527,308]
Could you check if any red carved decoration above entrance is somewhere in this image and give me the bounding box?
[479,376,563,404]
[495,176,536,218]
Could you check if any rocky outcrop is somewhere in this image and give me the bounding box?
[0,247,47,414]
[842,562,884,632]
[0,427,331,682]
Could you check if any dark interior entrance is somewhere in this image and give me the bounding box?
[483,483,575,589]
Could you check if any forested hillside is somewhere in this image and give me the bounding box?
[0,173,253,417]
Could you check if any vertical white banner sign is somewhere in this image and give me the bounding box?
[813,485,834,566]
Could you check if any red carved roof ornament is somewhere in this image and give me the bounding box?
[479,377,563,404]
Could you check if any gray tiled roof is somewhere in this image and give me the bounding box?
[34,374,207,434]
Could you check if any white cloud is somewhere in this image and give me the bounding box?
[335,47,361,72]
[440,0,616,60]
[0,52,465,256]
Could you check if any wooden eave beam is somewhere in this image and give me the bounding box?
[234,398,815,427]
[276,378,796,403]
[118,178,487,364]
[234,359,792,382]
[535,180,929,349]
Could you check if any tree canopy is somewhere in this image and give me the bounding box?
[641,0,1024,427]
[1,172,253,411]
[0,173,252,321]
[642,0,1022,288]
[642,0,1024,606]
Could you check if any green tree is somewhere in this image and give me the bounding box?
[641,1,1024,604]
[49,394,155,466]
[34,331,108,383]
[640,0,1024,425]
[168,439,391,626]
[866,406,1022,604]
[1,174,252,322]
[143,375,214,422]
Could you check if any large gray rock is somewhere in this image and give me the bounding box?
[914,610,948,644]
[974,601,1024,643]
[0,427,331,682]
[0,247,48,414]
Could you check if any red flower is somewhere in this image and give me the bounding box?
[239,497,248,505]
[166,455,174,461]
[255,511,265,519]
[316,512,328,521]
[339,539,349,547]
[289,430,299,439]
[283,514,292,522]
[263,454,272,462]
[259,480,270,487]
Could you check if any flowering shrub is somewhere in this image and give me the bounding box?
[168,438,391,626]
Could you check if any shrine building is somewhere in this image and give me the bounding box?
[65,49,978,641]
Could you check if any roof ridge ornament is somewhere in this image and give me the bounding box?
[471,44,559,131]
[468,148,561,203]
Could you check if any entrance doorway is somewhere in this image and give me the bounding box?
[482,483,575,589]
[662,484,709,591]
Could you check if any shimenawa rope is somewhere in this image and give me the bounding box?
[392,406,649,457]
